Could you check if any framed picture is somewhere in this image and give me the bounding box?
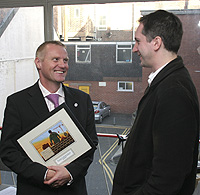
[17,103,95,166]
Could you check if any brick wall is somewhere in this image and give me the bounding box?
[65,80,143,114]
[178,13,200,99]
[64,12,200,115]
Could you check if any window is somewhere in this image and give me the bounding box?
[76,44,91,63]
[1,1,200,195]
[0,6,44,124]
[116,44,132,63]
[98,15,107,30]
[74,8,80,18]
[118,81,134,92]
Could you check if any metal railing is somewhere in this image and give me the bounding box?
[97,133,128,149]
[0,126,128,145]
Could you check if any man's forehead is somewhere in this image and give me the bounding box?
[45,44,68,55]
[46,43,66,50]
[136,23,143,34]
[135,23,145,39]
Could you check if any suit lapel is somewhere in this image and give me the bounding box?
[137,57,184,117]
[150,56,184,89]
[27,83,82,119]
[27,82,49,117]
[63,85,80,117]
[144,85,150,95]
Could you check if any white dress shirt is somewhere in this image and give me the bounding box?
[38,80,65,111]
[38,80,73,184]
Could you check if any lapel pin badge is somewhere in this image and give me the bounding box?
[74,103,78,107]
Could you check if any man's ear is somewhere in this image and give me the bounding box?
[152,36,162,51]
[34,57,41,70]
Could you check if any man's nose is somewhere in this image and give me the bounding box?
[59,60,67,67]
[132,43,138,53]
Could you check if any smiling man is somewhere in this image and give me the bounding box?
[112,10,199,195]
[35,42,69,92]
[0,41,98,195]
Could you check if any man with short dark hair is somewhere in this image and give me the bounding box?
[48,130,61,145]
[112,10,199,195]
[0,40,98,195]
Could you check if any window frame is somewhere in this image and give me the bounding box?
[74,7,80,18]
[98,15,107,30]
[118,81,134,92]
[76,44,91,63]
[0,0,183,41]
[116,43,132,63]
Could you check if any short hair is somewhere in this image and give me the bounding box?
[35,40,67,58]
[139,10,183,53]
[48,130,52,134]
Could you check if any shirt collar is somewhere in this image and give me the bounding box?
[148,63,168,86]
[38,80,64,98]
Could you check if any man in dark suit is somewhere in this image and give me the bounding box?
[112,10,199,195]
[0,41,98,195]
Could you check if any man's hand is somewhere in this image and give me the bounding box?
[44,165,71,188]
[45,169,55,181]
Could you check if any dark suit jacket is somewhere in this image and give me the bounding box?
[112,56,199,195]
[0,81,98,195]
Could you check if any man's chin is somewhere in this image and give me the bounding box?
[140,62,145,67]
[55,76,66,83]
[140,61,150,68]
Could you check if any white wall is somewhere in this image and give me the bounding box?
[0,7,44,125]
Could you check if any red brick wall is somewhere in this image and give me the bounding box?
[178,14,200,100]
[65,81,143,114]
[64,13,200,115]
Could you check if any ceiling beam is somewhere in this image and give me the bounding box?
[0,0,180,8]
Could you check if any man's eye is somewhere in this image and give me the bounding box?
[53,58,59,61]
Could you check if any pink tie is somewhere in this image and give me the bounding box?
[46,94,59,108]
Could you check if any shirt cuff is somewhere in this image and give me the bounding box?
[67,169,73,185]
[44,169,48,180]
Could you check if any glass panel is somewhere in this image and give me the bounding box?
[54,1,200,114]
[0,0,200,194]
[0,6,44,124]
[117,48,132,62]
[118,81,133,91]
[1,1,200,195]
[93,104,98,109]
[126,82,133,90]
[99,15,107,30]
[74,8,80,18]
[53,4,133,42]
[53,2,200,194]
[119,82,125,90]
[76,45,91,62]
[118,45,132,48]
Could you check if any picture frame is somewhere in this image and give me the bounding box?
[17,103,95,166]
